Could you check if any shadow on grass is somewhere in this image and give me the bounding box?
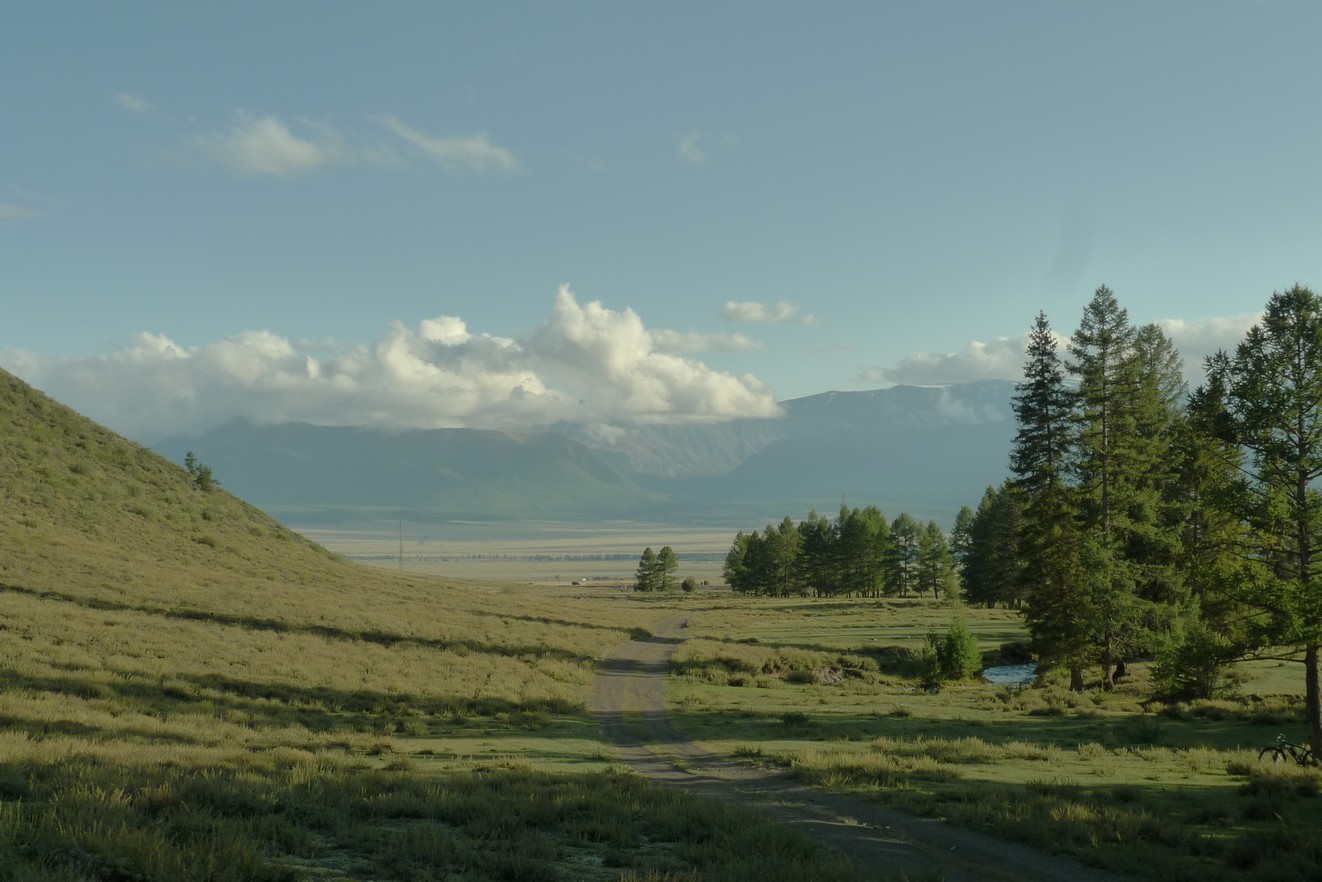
[0,665,587,743]
[0,755,865,882]
[0,581,595,664]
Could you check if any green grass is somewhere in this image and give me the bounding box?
[0,369,867,882]
[664,594,1322,882]
[11,364,1322,881]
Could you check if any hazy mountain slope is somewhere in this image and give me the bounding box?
[564,380,1017,481]
[148,380,1017,525]
[705,419,1017,521]
[158,421,663,523]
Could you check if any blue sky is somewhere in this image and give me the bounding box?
[4,2,1319,439]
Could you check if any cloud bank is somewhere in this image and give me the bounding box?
[2,287,780,440]
[863,313,1262,387]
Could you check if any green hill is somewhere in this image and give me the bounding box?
[0,369,856,882]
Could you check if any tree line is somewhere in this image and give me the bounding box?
[721,507,958,598]
[958,284,1322,754]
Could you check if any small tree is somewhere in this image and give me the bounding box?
[634,548,659,591]
[184,451,217,491]
[1152,613,1239,701]
[920,620,983,688]
[658,546,679,591]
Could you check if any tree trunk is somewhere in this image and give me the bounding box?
[1307,643,1322,756]
[1101,631,1115,691]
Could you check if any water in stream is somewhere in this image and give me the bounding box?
[982,663,1037,687]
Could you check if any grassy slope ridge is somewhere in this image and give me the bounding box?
[0,368,862,882]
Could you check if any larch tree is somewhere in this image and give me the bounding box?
[888,513,921,597]
[917,520,957,599]
[962,483,1023,609]
[797,511,838,597]
[1204,285,1322,752]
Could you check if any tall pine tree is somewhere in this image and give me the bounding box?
[1013,311,1089,690]
[1205,285,1322,752]
[1068,286,1150,689]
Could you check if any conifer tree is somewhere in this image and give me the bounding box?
[917,520,957,599]
[723,532,755,594]
[634,547,659,592]
[961,483,1023,608]
[887,513,921,597]
[797,510,838,597]
[1067,287,1145,688]
[1204,284,1322,752]
[1012,311,1089,689]
[657,546,679,591]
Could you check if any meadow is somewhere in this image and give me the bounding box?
[660,596,1319,882]
[0,372,862,882]
[4,368,1321,882]
[305,523,1322,882]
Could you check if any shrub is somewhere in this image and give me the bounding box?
[1152,617,1239,700]
[921,619,983,687]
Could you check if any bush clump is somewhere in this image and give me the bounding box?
[921,619,983,688]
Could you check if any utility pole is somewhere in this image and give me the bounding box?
[398,520,404,571]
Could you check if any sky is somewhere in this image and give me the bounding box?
[4,2,1320,441]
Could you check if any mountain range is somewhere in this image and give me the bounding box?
[152,380,1018,528]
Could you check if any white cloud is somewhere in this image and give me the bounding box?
[527,287,780,422]
[2,286,779,440]
[651,329,762,354]
[863,337,1030,386]
[863,313,1263,388]
[195,111,349,177]
[114,92,152,113]
[1154,313,1261,372]
[382,115,521,174]
[0,203,34,220]
[678,133,706,166]
[721,300,817,325]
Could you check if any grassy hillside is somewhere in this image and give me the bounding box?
[0,370,861,882]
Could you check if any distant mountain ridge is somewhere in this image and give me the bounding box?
[155,380,1018,527]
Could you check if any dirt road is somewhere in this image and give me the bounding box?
[589,613,1122,882]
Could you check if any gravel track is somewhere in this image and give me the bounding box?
[589,613,1123,882]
